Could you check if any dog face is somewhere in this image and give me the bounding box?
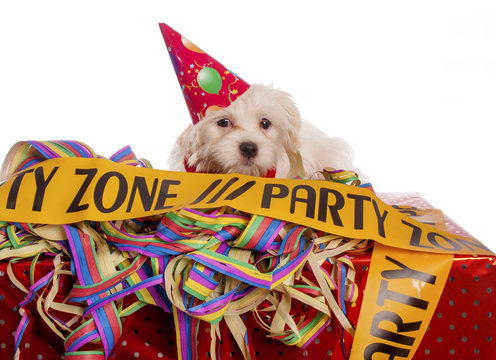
[177,84,302,176]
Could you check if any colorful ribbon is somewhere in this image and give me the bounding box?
[0,141,365,360]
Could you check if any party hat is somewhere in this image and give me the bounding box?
[159,23,250,124]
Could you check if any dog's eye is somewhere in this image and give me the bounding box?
[260,118,272,130]
[217,119,232,128]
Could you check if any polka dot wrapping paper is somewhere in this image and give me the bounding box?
[0,193,494,359]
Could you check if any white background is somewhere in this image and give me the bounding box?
[0,1,495,250]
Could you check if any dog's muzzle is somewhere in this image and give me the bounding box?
[239,142,258,159]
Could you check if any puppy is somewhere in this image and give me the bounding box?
[169,84,355,179]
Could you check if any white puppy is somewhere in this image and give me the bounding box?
[169,84,355,179]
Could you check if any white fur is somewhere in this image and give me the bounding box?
[169,84,355,179]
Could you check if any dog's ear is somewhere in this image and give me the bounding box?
[172,124,202,166]
[275,90,302,152]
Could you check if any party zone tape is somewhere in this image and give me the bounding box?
[0,156,491,256]
[0,141,491,360]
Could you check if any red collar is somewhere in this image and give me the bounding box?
[184,158,276,178]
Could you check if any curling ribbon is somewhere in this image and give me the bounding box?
[0,141,365,360]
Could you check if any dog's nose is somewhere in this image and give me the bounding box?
[239,142,258,159]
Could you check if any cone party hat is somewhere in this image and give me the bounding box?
[159,23,250,124]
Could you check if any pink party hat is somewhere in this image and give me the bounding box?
[159,23,250,124]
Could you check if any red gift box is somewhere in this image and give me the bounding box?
[0,193,494,360]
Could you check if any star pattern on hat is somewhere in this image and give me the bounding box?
[159,23,250,124]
